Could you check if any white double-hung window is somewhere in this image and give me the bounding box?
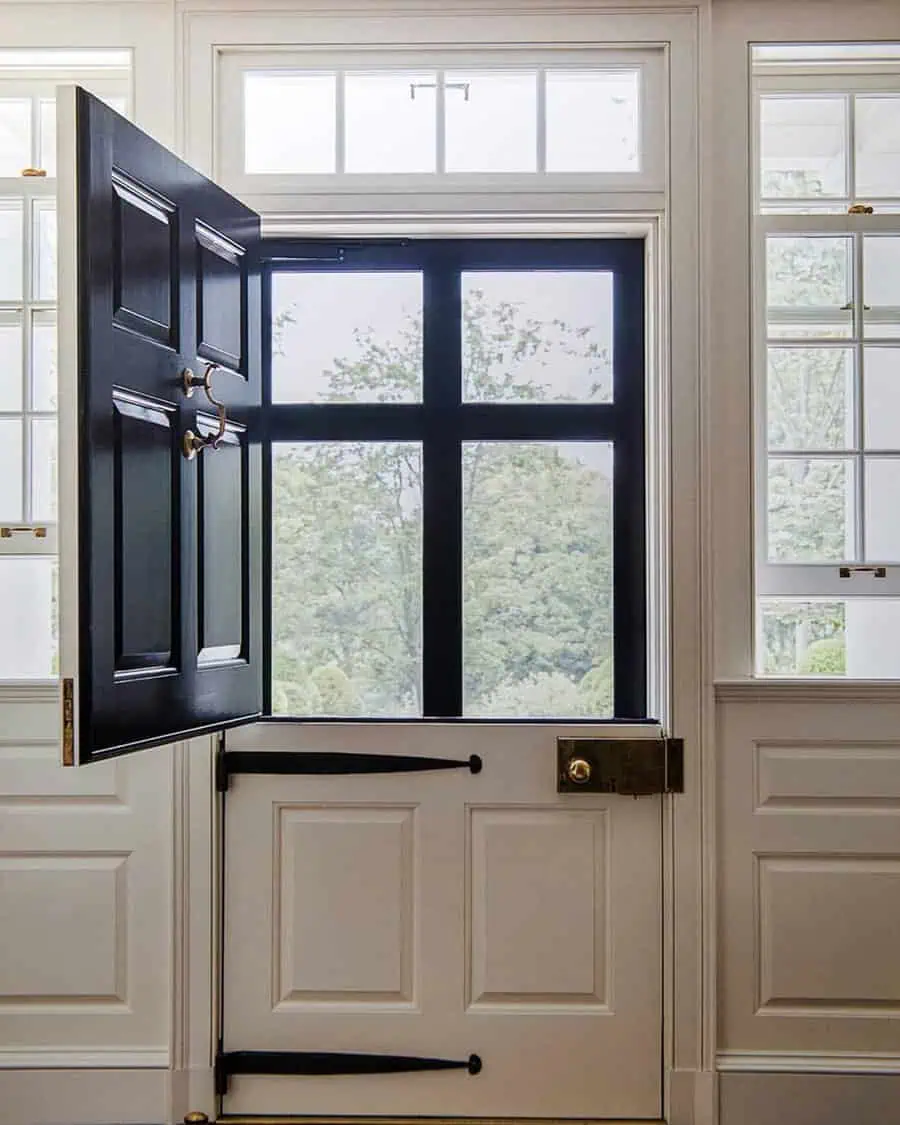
[0,50,130,678]
[753,44,900,676]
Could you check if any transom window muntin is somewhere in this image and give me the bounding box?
[265,239,646,720]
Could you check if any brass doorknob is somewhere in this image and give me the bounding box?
[567,758,592,784]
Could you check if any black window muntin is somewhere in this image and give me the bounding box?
[260,238,647,720]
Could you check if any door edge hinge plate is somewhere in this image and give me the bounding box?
[557,735,684,796]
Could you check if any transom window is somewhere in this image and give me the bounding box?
[753,44,900,677]
[216,49,664,209]
[0,49,130,678]
[266,239,646,719]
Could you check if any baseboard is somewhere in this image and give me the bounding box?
[0,1067,169,1125]
[667,1069,718,1125]
[718,1071,900,1125]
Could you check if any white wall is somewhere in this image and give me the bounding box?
[2,1,900,1123]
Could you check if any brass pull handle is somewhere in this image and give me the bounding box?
[566,758,592,785]
[181,363,229,460]
[21,167,47,177]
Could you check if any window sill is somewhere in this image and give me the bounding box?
[714,678,900,704]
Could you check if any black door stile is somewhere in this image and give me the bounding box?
[69,88,263,761]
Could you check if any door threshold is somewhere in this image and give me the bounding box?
[216,1117,665,1124]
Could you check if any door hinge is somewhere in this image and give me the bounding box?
[557,735,684,796]
[214,1047,481,1097]
[214,734,228,793]
[61,678,75,767]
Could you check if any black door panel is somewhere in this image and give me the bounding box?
[67,87,262,761]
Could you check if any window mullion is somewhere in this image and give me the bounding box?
[536,67,547,174]
[854,229,866,562]
[335,71,346,175]
[421,255,461,716]
[435,71,446,175]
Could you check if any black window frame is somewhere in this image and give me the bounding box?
[260,238,647,721]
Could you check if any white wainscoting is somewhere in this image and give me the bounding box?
[0,686,205,1125]
[717,687,900,1068]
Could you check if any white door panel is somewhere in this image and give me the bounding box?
[223,722,662,1118]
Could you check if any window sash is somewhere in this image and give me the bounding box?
[263,238,647,720]
[216,47,665,206]
[754,214,900,601]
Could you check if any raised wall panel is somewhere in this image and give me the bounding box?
[197,422,244,665]
[756,744,900,810]
[758,856,900,1012]
[274,805,415,1007]
[112,394,176,675]
[0,742,120,805]
[719,698,900,1056]
[469,808,608,1008]
[0,853,128,1007]
[195,222,244,371]
[112,173,175,348]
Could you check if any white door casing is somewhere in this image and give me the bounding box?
[222,722,662,1119]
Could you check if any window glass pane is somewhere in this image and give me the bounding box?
[0,558,56,678]
[272,271,422,403]
[767,346,854,450]
[0,417,23,521]
[856,96,900,200]
[863,236,900,340]
[546,70,640,173]
[463,441,613,718]
[0,199,23,300]
[244,73,336,174]
[864,347,900,450]
[345,73,435,173]
[33,200,56,300]
[31,310,56,410]
[759,96,847,199]
[30,418,56,522]
[764,598,900,679]
[759,599,846,675]
[0,98,31,176]
[767,456,855,562]
[766,236,852,338]
[39,98,56,176]
[272,442,422,716]
[462,271,613,403]
[865,458,900,561]
[445,71,536,173]
[0,311,23,411]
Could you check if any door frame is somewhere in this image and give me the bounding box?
[172,10,708,1122]
[171,210,711,1125]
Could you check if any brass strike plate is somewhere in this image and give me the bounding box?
[557,736,683,796]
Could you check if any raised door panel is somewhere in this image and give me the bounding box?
[57,86,262,761]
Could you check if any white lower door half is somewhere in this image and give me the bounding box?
[222,722,662,1119]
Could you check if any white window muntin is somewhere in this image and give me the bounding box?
[754,212,900,602]
[217,47,665,202]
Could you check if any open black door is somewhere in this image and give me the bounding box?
[57,87,262,763]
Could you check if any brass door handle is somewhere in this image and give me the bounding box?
[566,758,592,785]
[181,363,229,460]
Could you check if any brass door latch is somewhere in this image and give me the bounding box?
[558,736,684,796]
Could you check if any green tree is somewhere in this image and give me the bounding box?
[272,286,615,716]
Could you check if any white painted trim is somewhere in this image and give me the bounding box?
[714,678,900,703]
[717,1050,900,1075]
[0,1049,169,1069]
[0,682,59,704]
